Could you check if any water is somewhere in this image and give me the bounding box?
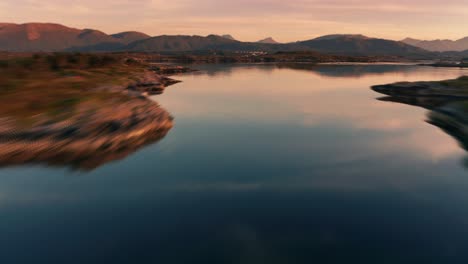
[1,64,468,263]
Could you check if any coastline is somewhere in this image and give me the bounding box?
[0,55,186,170]
[372,76,468,153]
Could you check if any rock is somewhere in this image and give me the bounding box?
[372,76,468,155]
[126,70,181,95]
[0,59,188,170]
[0,101,173,170]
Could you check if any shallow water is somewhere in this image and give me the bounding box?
[1,64,468,263]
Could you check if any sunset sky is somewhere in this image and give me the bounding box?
[2,0,467,42]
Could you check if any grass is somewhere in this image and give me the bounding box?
[0,53,148,125]
[440,76,468,88]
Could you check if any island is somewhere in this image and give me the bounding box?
[372,76,468,153]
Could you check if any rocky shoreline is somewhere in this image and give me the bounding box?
[126,70,181,96]
[372,76,468,155]
[420,63,468,68]
[0,61,186,170]
[372,78,468,99]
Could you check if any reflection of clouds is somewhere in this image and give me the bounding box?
[0,193,5,208]
[194,64,276,78]
[225,223,269,263]
[276,64,425,78]
[379,127,462,162]
[160,65,467,164]
[0,186,91,207]
[6,64,464,201]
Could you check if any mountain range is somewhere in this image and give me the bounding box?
[0,23,150,52]
[0,22,430,56]
[402,37,468,52]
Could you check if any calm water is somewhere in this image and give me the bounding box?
[2,64,468,263]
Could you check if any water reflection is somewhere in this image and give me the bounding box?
[0,96,173,171]
[3,64,468,263]
[189,63,425,78]
[373,85,468,164]
[169,64,468,163]
[274,63,423,78]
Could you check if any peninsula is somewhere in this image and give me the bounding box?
[0,53,184,170]
[372,76,468,153]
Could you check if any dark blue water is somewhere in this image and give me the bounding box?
[1,64,468,263]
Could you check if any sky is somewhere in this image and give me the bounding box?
[1,0,468,42]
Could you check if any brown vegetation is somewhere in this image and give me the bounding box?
[0,53,180,170]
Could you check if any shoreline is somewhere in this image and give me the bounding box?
[0,55,187,170]
[372,76,468,153]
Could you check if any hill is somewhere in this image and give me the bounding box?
[111,31,151,44]
[257,37,279,44]
[126,34,243,52]
[402,37,468,52]
[126,33,426,56]
[0,22,430,57]
[297,34,426,56]
[0,23,119,52]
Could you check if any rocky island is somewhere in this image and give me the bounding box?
[372,76,468,154]
[0,53,185,170]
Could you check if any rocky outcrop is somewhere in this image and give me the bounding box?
[150,65,194,75]
[126,70,181,95]
[0,96,173,170]
[371,76,468,154]
[372,81,468,98]
[0,67,183,170]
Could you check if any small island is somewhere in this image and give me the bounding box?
[422,58,468,68]
[372,76,468,152]
[0,53,186,170]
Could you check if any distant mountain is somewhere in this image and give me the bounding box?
[127,33,426,56]
[126,34,241,52]
[402,37,468,52]
[313,34,368,41]
[0,23,121,52]
[0,22,430,57]
[401,38,423,47]
[296,34,426,56]
[221,34,236,41]
[0,23,15,28]
[257,37,279,44]
[71,31,152,52]
[111,31,150,44]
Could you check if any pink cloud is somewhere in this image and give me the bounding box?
[1,0,467,41]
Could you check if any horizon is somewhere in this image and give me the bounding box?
[1,0,467,42]
[3,21,468,43]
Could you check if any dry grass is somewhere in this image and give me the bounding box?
[0,53,147,122]
[440,76,468,88]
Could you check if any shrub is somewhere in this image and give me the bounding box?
[32,54,42,60]
[125,58,139,65]
[66,54,80,64]
[47,55,61,71]
[87,55,101,68]
[0,60,8,68]
[18,58,34,70]
[101,55,116,65]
